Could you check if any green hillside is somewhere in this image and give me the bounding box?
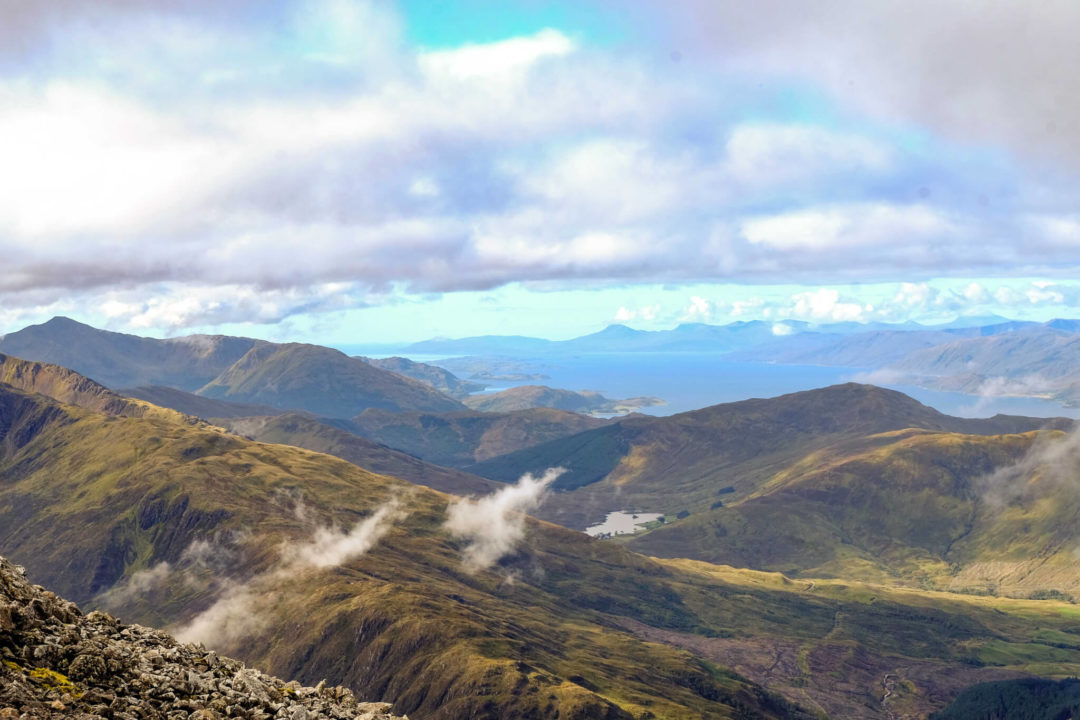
[0,376,808,720]
[469,383,1068,530]
[220,412,502,497]
[0,316,257,390]
[8,364,1080,717]
[349,405,609,467]
[197,342,466,416]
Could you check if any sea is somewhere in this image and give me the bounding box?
[375,351,1080,420]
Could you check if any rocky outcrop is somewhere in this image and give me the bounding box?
[0,556,404,720]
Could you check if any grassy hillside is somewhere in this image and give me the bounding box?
[0,379,808,720]
[198,343,466,416]
[349,406,609,467]
[0,316,256,390]
[469,383,1069,530]
[6,372,1080,717]
[626,429,1041,586]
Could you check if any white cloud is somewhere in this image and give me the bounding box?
[443,468,563,573]
[782,288,866,322]
[682,296,713,322]
[418,29,574,85]
[614,304,660,323]
[176,497,407,648]
[725,123,892,188]
[771,322,793,336]
[741,204,955,252]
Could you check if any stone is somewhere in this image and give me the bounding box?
[0,554,405,720]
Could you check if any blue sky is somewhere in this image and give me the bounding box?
[2,1,1080,343]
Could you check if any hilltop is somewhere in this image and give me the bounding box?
[197,343,465,416]
[466,383,1079,591]
[0,554,402,719]
[0,319,466,417]
[0,317,258,391]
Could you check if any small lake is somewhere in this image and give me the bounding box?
[585,511,663,537]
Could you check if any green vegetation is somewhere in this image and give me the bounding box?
[349,405,607,468]
[0,377,808,720]
[220,412,501,497]
[8,365,1080,718]
[197,342,465,416]
[931,678,1080,719]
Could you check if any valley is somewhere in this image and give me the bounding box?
[5,6,1077,718]
[5,318,1080,718]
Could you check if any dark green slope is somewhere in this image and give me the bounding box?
[220,412,502,497]
[123,384,287,419]
[197,342,466,416]
[0,316,257,390]
[348,406,609,468]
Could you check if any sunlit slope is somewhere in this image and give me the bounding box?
[627,429,1040,584]
[652,561,1080,720]
[0,380,809,720]
[470,384,1067,529]
[1,352,192,422]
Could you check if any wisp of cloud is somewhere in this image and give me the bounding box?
[444,467,564,572]
[979,427,1080,508]
[175,496,408,647]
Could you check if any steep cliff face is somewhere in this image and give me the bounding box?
[0,555,404,720]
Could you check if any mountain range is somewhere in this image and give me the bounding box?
[5,357,1080,717]
[6,316,1080,716]
[0,317,464,417]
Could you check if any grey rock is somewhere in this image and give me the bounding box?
[0,555,405,720]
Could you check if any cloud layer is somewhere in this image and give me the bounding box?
[3,1,1080,332]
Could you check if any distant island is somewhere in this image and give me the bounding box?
[463,385,665,415]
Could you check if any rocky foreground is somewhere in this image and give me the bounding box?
[0,556,405,720]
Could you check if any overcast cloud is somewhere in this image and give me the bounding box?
[1,1,1079,334]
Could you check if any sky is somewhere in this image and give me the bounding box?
[3,0,1080,344]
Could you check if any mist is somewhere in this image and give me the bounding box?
[444,468,564,573]
[979,428,1080,508]
[175,497,407,647]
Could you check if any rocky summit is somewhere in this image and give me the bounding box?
[0,556,404,720]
